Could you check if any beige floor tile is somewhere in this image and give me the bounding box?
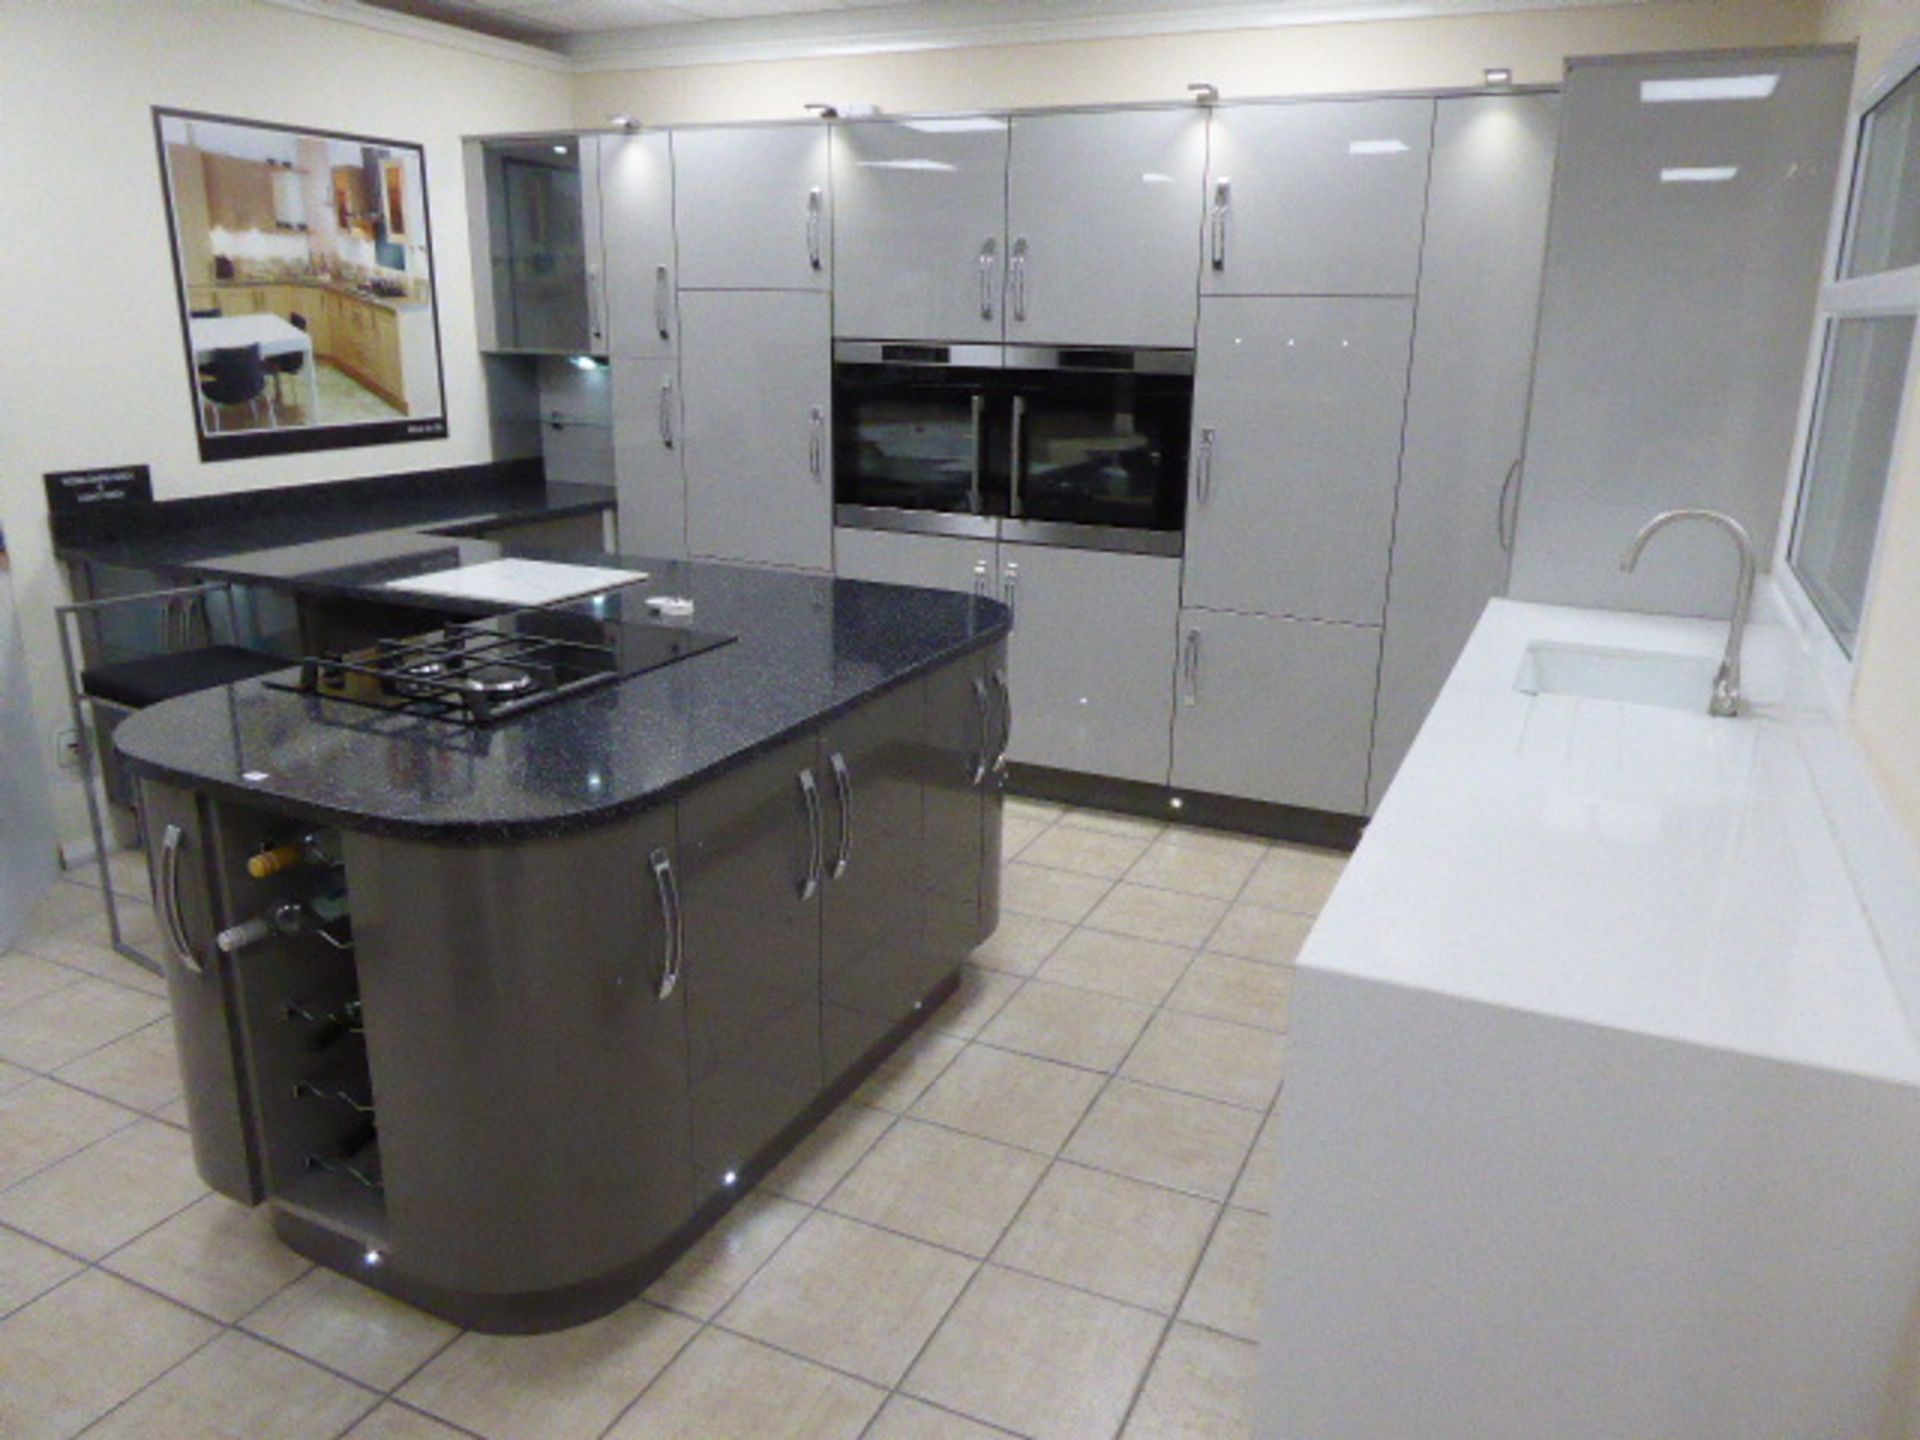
[244,1266,458,1390]
[1122,1322,1258,1440]
[762,1102,895,1204]
[341,1402,473,1439]
[1005,798,1066,826]
[0,954,80,1014]
[867,1395,1018,1438]
[1229,1115,1280,1215]
[0,1269,218,1439]
[1239,845,1346,915]
[1123,837,1261,901]
[824,1117,1047,1257]
[1180,1209,1268,1340]
[1158,826,1270,861]
[13,882,107,948]
[977,979,1152,1072]
[644,1192,809,1320]
[153,1095,191,1128]
[52,1018,182,1112]
[993,1162,1217,1313]
[0,1117,205,1259]
[606,1326,884,1440]
[1018,826,1153,881]
[1064,1081,1261,1201]
[61,848,152,899]
[1166,956,1293,1032]
[1083,885,1227,950]
[85,1329,377,1439]
[1205,904,1313,966]
[1000,814,1049,859]
[18,927,170,999]
[855,1030,966,1113]
[718,1211,976,1387]
[905,1265,1163,1440]
[1056,808,1167,842]
[929,964,1024,1041]
[1035,929,1197,1007]
[1000,863,1112,925]
[399,1300,697,1440]
[0,1058,32,1092]
[0,1226,83,1319]
[1121,1012,1285,1111]
[105,1192,311,1323]
[0,1077,137,1189]
[970,911,1073,977]
[910,1045,1104,1154]
[0,975,167,1071]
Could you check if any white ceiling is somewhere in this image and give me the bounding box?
[345,0,1654,67]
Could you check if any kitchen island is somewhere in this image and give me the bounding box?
[108,537,1010,1333]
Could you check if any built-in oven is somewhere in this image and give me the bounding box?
[833,342,1192,555]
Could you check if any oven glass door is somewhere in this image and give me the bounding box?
[833,364,1007,516]
[1010,369,1191,532]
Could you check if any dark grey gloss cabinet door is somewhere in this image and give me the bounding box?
[923,647,999,968]
[677,732,824,1194]
[821,680,935,1076]
[348,810,692,1298]
[140,779,262,1204]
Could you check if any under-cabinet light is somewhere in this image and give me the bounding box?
[363,1250,383,1267]
[899,117,1005,134]
[858,159,958,172]
[1484,67,1514,86]
[552,144,569,155]
[723,1170,738,1186]
[569,355,600,370]
[1169,797,1185,810]
[1661,166,1740,183]
[1349,139,1410,155]
[1640,74,1778,103]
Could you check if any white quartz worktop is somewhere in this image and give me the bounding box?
[1311,596,1920,1088]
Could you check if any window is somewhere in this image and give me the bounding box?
[1784,38,1920,657]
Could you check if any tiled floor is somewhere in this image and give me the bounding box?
[0,801,1344,1439]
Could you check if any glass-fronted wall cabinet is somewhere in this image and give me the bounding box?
[466,135,606,355]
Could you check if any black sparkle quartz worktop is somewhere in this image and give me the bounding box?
[51,461,613,575]
[111,545,1009,844]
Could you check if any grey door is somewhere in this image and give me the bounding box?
[1184,295,1415,623]
[348,808,693,1298]
[1005,108,1208,347]
[832,118,1009,342]
[1171,609,1380,815]
[674,124,831,291]
[681,289,833,570]
[677,732,823,1198]
[140,779,262,1204]
[1000,544,1180,784]
[600,131,677,360]
[613,355,687,557]
[1371,94,1559,809]
[1203,98,1434,297]
[820,683,932,1076]
[833,527,996,594]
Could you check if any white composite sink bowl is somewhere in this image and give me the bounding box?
[1514,640,1719,713]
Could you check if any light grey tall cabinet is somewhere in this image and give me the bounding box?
[603,132,687,557]
[1369,93,1560,807]
[1174,98,1433,819]
[674,125,835,571]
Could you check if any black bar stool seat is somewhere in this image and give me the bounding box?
[81,646,288,710]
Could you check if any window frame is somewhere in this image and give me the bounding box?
[1774,29,1920,698]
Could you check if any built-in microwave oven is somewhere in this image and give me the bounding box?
[833,342,1193,555]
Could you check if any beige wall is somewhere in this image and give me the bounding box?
[573,0,1825,125]
[1821,2,1920,843]
[0,0,570,841]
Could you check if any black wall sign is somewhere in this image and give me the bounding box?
[44,464,154,517]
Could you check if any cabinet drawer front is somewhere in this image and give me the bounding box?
[833,527,995,594]
[1204,97,1434,297]
[1185,295,1414,624]
[1171,608,1379,815]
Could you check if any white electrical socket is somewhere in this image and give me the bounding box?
[54,728,82,773]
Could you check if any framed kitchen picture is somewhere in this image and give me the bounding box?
[152,107,449,461]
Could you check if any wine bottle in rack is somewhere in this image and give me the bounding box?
[215,890,351,954]
[246,829,340,880]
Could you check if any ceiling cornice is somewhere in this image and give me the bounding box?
[256,0,572,72]
[561,0,1657,73]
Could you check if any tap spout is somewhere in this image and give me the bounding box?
[1618,508,1756,717]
